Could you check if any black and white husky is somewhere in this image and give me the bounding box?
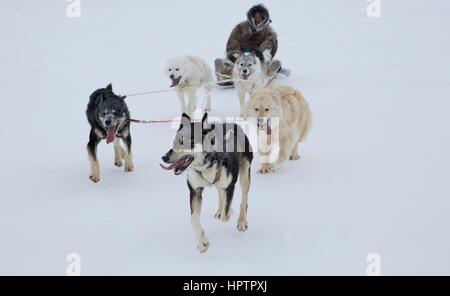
[232,49,267,117]
[161,113,253,253]
[86,84,133,183]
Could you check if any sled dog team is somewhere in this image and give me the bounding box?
[85,4,312,253]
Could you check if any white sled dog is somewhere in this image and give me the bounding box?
[245,85,312,173]
[232,49,267,117]
[165,56,213,116]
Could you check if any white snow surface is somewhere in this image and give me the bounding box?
[1,0,450,275]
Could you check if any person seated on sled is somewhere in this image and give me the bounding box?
[215,4,290,85]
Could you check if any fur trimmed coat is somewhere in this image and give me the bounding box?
[225,21,278,62]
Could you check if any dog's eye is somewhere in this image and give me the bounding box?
[240,63,244,66]
[178,137,183,145]
[254,108,259,112]
[265,108,269,112]
[248,64,252,66]
[175,68,179,71]
[169,68,172,71]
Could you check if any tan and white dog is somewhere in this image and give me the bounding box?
[245,85,311,173]
[165,56,213,116]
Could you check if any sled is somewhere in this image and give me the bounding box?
[214,67,291,89]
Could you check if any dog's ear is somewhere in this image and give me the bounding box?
[178,113,191,131]
[106,83,112,91]
[201,113,208,130]
[181,113,191,122]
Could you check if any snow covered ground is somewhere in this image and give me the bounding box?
[1,0,450,275]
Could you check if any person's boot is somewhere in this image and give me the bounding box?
[278,67,291,77]
[267,60,280,76]
[215,58,234,87]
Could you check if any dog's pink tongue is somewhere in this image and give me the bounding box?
[160,163,175,170]
[266,124,272,135]
[170,79,177,87]
[106,124,117,144]
[160,156,190,171]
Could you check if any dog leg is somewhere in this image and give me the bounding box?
[221,184,235,222]
[214,187,225,219]
[189,185,209,253]
[271,135,295,172]
[87,130,100,183]
[186,89,197,116]
[258,132,273,174]
[177,91,187,114]
[204,84,212,112]
[258,148,272,174]
[237,161,250,231]
[122,134,134,172]
[238,88,246,117]
[289,142,300,160]
[113,137,123,167]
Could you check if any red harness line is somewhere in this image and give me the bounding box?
[128,118,204,124]
[128,118,246,125]
[128,118,178,124]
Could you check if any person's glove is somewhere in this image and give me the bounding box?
[263,48,272,62]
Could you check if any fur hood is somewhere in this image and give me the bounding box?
[247,4,271,32]
[225,4,277,61]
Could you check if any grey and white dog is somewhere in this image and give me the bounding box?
[86,84,133,183]
[161,113,253,253]
[232,49,267,117]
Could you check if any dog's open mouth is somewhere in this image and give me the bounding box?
[106,124,118,144]
[160,155,194,175]
[170,76,181,87]
[257,118,272,135]
[240,73,250,80]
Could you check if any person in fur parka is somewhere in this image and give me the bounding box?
[215,4,289,84]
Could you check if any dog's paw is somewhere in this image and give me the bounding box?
[114,160,123,167]
[197,237,210,253]
[289,153,300,161]
[124,162,134,172]
[270,163,282,172]
[221,209,233,222]
[89,175,100,183]
[258,164,272,174]
[214,210,222,219]
[237,220,248,232]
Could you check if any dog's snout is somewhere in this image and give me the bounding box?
[242,69,248,74]
[162,150,172,163]
[170,74,175,79]
[105,119,111,126]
